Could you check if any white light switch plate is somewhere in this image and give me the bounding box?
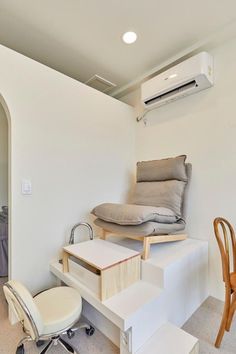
[21,179,32,195]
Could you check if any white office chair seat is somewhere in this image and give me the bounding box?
[34,287,82,335]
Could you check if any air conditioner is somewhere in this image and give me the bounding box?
[141,52,213,109]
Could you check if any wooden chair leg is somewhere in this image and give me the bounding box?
[226,291,236,331]
[142,237,150,260]
[215,287,231,348]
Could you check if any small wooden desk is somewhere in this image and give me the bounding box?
[62,239,141,301]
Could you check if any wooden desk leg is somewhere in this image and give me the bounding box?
[62,251,69,273]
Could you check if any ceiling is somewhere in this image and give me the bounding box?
[0,0,236,95]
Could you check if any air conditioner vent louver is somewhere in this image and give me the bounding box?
[141,52,213,110]
[144,80,197,106]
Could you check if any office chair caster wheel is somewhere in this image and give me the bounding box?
[16,344,24,354]
[67,329,75,339]
[85,326,95,336]
[36,340,45,347]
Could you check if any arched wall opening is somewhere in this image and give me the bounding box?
[0,95,11,280]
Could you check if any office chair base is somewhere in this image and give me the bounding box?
[16,323,94,354]
[85,325,95,336]
[39,336,79,354]
[67,322,95,338]
[16,336,32,354]
[16,334,79,354]
[36,340,46,347]
[59,337,77,353]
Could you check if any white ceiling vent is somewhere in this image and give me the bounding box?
[85,74,116,93]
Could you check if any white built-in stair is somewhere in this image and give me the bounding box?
[50,238,208,353]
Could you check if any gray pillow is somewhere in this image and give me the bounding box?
[91,203,180,225]
[137,155,187,182]
[132,180,186,217]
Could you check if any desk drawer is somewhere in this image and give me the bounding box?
[62,240,141,301]
[68,259,100,298]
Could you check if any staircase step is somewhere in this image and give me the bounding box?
[113,237,208,327]
[135,323,199,354]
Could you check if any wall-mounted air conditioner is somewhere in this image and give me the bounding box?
[141,52,213,109]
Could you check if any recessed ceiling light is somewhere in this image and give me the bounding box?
[122,31,137,44]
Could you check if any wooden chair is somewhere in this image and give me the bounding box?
[213,217,236,348]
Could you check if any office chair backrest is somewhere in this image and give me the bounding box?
[132,155,191,219]
[214,217,236,286]
[3,280,43,339]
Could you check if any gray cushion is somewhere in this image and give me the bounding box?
[132,180,186,217]
[137,155,187,182]
[94,218,185,236]
[91,203,180,225]
[182,163,192,219]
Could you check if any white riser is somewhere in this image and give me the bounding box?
[127,292,167,352]
[82,299,120,347]
[141,240,208,327]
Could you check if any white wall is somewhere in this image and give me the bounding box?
[120,37,236,300]
[0,104,8,206]
[0,44,135,293]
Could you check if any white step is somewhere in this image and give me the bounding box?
[112,237,209,327]
[50,260,164,331]
[135,323,199,354]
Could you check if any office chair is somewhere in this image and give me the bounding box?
[3,280,95,354]
[213,217,236,347]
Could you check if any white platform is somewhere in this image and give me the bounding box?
[50,238,208,353]
[136,323,199,354]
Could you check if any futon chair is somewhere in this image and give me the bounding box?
[92,155,191,259]
[3,280,95,354]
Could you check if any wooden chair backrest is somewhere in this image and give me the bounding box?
[213,217,236,286]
